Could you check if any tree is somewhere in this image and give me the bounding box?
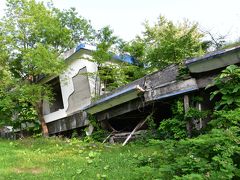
[126,16,207,72]
[201,30,226,51]
[91,26,118,95]
[120,37,147,78]
[54,7,95,46]
[0,0,93,136]
[210,65,240,110]
[91,26,144,95]
[91,26,133,94]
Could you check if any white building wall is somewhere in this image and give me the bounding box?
[44,54,98,123]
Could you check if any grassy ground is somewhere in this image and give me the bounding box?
[0,137,159,180]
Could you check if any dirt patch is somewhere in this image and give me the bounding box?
[13,167,44,174]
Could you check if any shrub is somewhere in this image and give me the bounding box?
[136,127,240,179]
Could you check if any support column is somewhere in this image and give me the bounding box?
[184,95,191,137]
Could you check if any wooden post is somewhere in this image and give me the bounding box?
[197,102,203,129]
[184,95,189,112]
[184,95,191,137]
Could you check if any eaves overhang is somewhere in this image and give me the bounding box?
[83,85,145,114]
[185,46,240,73]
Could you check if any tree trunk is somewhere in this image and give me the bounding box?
[36,100,49,137]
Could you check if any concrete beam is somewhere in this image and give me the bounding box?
[47,111,88,135]
[145,78,199,102]
[95,98,146,121]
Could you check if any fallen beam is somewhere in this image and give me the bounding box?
[122,119,147,146]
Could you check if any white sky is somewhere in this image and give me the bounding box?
[0,0,239,42]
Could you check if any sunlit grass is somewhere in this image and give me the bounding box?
[0,138,158,180]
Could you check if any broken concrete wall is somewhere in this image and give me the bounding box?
[67,67,91,114]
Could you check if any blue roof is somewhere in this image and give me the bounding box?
[75,43,135,64]
[76,44,86,51]
[112,54,135,64]
[75,43,96,52]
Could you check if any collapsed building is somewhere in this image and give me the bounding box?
[41,44,135,136]
[42,44,240,141]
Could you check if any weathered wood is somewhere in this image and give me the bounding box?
[122,119,147,146]
[197,102,203,129]
[102,132,114,143]
[114,130,146,137]
[184,95,192,137]
[109,130,147,143]
[184,95,190,112]
[196,75,216,88]
[186,48,240,73]
[144,65,179,101]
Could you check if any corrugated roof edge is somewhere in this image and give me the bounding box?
[185,45,240,66]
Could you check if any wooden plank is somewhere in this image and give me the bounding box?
[122,119,147,146]
[102,131,115,143]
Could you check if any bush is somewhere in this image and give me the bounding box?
[158,100,188,140]
[158,117,187,140]
[209,108,240,130]
[86,114,108,142]
[135,127,240,179]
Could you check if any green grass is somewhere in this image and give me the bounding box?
[1,128,239,179]
[0,137,159,180]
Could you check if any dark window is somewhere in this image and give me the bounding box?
[48,77,64,113]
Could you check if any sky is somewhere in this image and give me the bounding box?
[0,0,239,42]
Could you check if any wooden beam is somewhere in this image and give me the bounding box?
[102,131,115,143]
[122,119,147,146]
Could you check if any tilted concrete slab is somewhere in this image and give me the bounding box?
[145,78,199,102]
[186,46,240,73]
[84,85,145,114]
